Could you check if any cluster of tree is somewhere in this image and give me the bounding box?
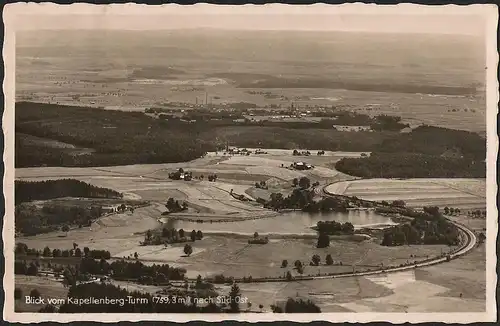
[271,298,321,313]
[468,209,487,219]
[444,207,462,216]
[291,176,311,189]
[210,274,235,285]
[142,228,203,246]
[381,208,460,246]
[54,282,223,313]
[336,152,485,179]
[265,187,349,214]
[255,180,268,189]
[15,204,103,236]
[168,168,193,181]
[165,198,188,213]
[316,221,355,235]
[478,232,486,244]
[15,179,122,205]
[110,260,186,281]
[15,260,39,275]
[207,174,218,182]
[303,197,349,214]
[293,260,305,275]
[15,102,211,168]
[293,149,311,156]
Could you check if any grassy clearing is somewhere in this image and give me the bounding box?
[168,237,456,279]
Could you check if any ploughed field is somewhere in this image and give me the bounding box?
[325,178,486,210]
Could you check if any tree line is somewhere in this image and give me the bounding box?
[15,179,122,205]
[335,152,486,178]
[142,227,203,246]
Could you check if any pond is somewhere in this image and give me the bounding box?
[163,209,396,235]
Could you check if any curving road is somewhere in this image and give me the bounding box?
[195,184,478,283]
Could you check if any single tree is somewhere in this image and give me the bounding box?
[42,246,51,257]
[254,232,259,239]
[184,244,193,257]
[281,259,288,268]
[196,230,203,240]
[229,283,241,313]
[311,254,321,266]
[190,230,197,242]
[134,252,139,259]
[195,275,203,288]
[292,178,299,187]
[83,247,90,258]
[74,248,82,257]
[61,225,70,233]
[179,229,185,238]
[325,254,334,266]
[317,233,330,248]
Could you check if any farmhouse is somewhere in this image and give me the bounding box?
[101,204,121,214]
[292,162,314,170]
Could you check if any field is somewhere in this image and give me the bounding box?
[325,178,486,209]
[16,30,486,134]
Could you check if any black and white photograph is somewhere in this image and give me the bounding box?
[2,3,498,323]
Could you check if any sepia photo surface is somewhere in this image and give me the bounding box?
[3,3,498,323]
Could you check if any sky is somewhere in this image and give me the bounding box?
[9,4,489,36]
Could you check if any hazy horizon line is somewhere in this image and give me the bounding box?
[18,27,483,37]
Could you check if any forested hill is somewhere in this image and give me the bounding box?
[15,102,485,169]
[15,179,122,205]
[375,125,486,161]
